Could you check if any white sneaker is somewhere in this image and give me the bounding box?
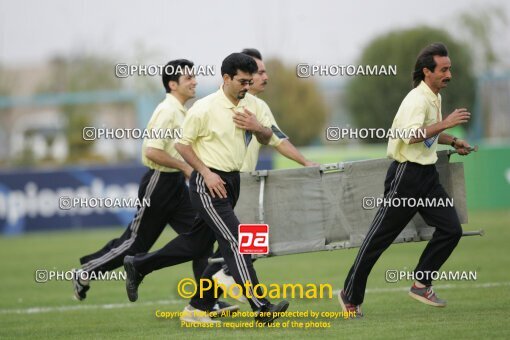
[212,269,247,303]
[71,269,89,301]
[180,305,221,324]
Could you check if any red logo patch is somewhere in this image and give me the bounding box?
[238,224,269,254]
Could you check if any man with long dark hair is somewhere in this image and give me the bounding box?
[338,43,473,317]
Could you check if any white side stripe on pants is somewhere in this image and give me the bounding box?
[82,170,161,272]
[195,173,264,308]
[196,174,263,307]
[345,162,408,298]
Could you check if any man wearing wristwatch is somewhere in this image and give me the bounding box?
[339,43,473,317]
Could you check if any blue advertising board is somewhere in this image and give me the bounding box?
[0,164,147,235]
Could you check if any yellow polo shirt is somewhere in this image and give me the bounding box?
[241,97,285,172]
[387,81,442,165]
[178,88,272,172]
[141,94,185,172]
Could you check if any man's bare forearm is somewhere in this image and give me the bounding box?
[438,133,456,145]
[409,121,449,144]
[253,126,272,145]
[275,140,308,165]
[174,143,212,176]
[409,108,470,144]
[145,147,191,172]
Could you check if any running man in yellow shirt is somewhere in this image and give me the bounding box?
[339,43,473,317]
[72,59,210,301]
[175,53,289,324]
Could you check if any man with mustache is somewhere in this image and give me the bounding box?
[338,43,473,317]
[176,52,289,324]
[239,48,318,172]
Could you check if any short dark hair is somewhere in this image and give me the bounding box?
[241,48,263,60]
[162,59,194,93]
[412,43,448,88]
[221,53,258,79]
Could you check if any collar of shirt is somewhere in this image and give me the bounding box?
[417,80,441,105]
[217,86,247,109]
[164,93,187,114]
[418,81,442,120]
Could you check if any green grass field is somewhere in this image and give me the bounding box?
[1,210,509,339]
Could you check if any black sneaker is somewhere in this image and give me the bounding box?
[71,268,89,301]
[209,301,240,318]
[254,300,289,325]
[123,256,144,302]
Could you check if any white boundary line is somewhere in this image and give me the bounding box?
[0,298,183,315]
[362,281,510,293]
[1,281,509,315]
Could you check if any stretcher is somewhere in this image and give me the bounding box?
[212,150,483,262]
